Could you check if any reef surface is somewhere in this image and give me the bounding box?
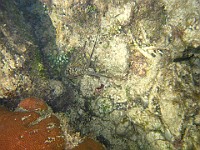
[0,0,200,149]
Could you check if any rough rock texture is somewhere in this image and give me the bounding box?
[45,0,199,149]
[0,0,200,150]
[0,0,33,99]
[0,0,73,111]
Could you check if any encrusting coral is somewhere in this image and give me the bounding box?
[0,98,65,150]
[72,138,105,150]
[18,97,49,111]
[0,97,105,150]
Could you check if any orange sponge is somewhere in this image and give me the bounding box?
[18,97,48,111]
[72,138,105,150]
[0,98,65,150]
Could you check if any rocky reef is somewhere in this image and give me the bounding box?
[0,0,200,149]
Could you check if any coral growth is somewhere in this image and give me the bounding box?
[0,97,105,150]
[18,97,48,111]
[0,98,65,150]
[72,138,105,150]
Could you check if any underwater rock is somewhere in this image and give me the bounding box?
[1,0,200,149]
